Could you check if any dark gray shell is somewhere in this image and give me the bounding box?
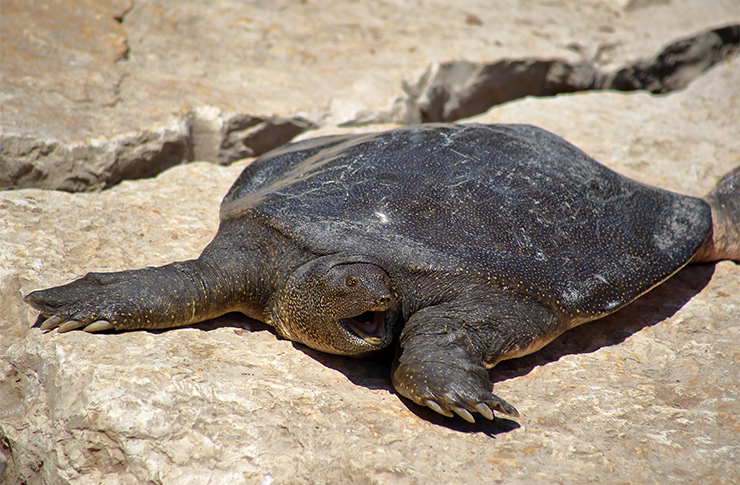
[221,123,711,319]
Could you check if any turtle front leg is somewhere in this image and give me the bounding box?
[392,342,518,422]
[391,292,562,422]
[390,304,520,423]
[25,260,238,333]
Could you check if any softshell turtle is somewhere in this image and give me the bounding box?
[25,123,740,423]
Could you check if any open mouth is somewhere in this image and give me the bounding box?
[343,311,387,345]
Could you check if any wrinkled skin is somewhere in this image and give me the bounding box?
[25,123,740,422]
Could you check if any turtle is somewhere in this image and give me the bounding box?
[25,123,740,423]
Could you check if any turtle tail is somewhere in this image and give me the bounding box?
[693,166,740,263]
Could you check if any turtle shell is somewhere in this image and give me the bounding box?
[221,123,711,320]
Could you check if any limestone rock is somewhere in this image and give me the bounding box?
[399,25,739,124]
[2,58,739,484]
[2,1,740,483]
[2,0,739,191]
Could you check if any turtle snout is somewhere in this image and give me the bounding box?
[374,294,393,307]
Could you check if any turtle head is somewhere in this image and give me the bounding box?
[267,254,400,356]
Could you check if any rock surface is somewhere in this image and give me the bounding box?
[1,0,739,190]
[2,1,740,484]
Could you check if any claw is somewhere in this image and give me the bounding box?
[426,400,453,418]
[491,395,519,417]
[57,320,86,333]
[40,315,63,330]
[451,405,475,423]
[475,402,494,420]
[84,320,114,332]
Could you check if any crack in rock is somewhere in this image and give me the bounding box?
[598,24,740,93]
[113,1,134,24]
[189,108,317,167]
[390,24,739,124]
[216,114,317,165]
[400,59,598,124]
[1,24,736,192]
[0,113,315,192]
[0,123,192,192]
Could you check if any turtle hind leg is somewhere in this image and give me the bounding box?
[694,166,740,263]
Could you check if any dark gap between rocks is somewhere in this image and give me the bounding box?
[403,24,739,123]
[113,1,134,24]
[0,116,316,192]
[0,24,737,192]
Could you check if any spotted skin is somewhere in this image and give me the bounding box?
[26,123,729,423]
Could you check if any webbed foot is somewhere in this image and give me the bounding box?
[25,272,135,332]
[391,357,518,423]
[24,265,194,332]
[698,166,740,262]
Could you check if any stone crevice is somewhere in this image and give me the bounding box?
[114,40,131,63]
[113,1,135,24]
[1,24,737,192]
[389,24,740,124]
[0,113,316,192]
[114,1,134,62]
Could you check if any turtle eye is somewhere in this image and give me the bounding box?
[345,275,357,287]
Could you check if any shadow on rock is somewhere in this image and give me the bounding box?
[491,263,716,383]
[300,344,522,435]
[187,312,274,334]
[194,263,713,435]
[400,395,521,436]
[29,263,713,436]
[297,344,395,391]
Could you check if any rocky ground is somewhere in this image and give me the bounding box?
[1,0,739,483]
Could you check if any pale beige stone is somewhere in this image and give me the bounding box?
[2,0,738,190]
[1,2,739,484]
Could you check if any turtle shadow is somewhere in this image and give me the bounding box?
[37,262,709,435]
[288,262,715,434]
[396,395,521,436]
[186,313,275,334]
[296,344,521,436]
[491,263,716,383]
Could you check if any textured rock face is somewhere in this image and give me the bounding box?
[2,1,740,484]
[1,0,739,191]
